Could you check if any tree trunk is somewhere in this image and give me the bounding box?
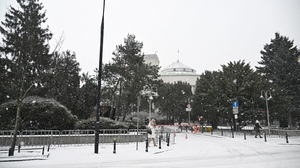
[9,102,22,156]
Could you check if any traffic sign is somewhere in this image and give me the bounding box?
[232,101,239,107]
[186,103,192,112]
[186,104,191,108]
[233,106,238,114]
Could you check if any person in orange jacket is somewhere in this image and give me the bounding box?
[193,124,198,133]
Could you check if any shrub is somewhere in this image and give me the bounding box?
[0,96,77,130]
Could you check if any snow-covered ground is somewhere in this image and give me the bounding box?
[1,132,300,168]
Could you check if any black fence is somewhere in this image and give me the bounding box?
[0,127,176,147]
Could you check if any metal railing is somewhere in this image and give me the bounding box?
[0,128,177,147]
[212,127,300,138]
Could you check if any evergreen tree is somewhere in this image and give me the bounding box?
[0,55,11,105]
[0,0,52,156]
[194,61,275,129]
[76,72,97,119]
[193,70,223,129]
[49,51,81,117]
[158,82,192,125]
[256,33,300,127]
[102,34,160,121]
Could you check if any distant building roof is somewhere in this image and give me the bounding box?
[144,54,160,66]
[160,60,199,76]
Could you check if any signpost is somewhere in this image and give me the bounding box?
[232,101,238,118]
[232,101,238,131]
[186,103,192,112]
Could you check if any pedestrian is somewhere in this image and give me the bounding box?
[148,119,157,147]
[193,124,198,133]
[254,120,262,138]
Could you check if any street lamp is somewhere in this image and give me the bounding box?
[260,90,272,135]
[182,90,192,126]
[141,86,159,121]
[186,98,193,126]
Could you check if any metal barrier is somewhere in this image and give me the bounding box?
[0,129,156,147]
[270,129,300,137]
[210,128,300,139]
[3,127,296,147]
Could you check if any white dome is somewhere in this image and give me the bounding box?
[160,61,198,76]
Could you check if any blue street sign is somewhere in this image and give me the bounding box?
[232,101,239,107]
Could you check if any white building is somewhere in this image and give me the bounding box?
[144,54,200,92]
[159,60,200,92]
[144,54,160,66]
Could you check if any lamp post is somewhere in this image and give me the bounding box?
[136,95,140,150]
[141,86,159,121]
[260,90,272,136]
[186,98,192,126]
[182,90,192,126]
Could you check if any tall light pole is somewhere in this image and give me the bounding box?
[260,90,272,136]
[95,0,105,154]
[141,86,159,121]
[182,90,192,126]
[186,98,192,126]
[136,95,140,150]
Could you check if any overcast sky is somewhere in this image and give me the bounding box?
[1,0,300,75]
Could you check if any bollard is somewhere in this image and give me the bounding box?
[167,133,170,146]
[8,148,13,156]
[221,129,223,136]
[159,135,162,149]
[244,131,246,140]
[286,132,289,143]
[211,128,213,135]
[145,138,148,152]
[18,143,21,153]
[47,144,50,152]
[264,132,267,142]
[42,146,45,155]
[113,138,116,154]
[232,130,234,138]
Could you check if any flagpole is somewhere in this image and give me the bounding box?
[95,0,105,154]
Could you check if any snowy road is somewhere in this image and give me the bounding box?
[1,133,300,168]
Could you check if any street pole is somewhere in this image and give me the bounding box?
[188,111,190,126]
[95,0,105,154]
[136,96,140,150]
[265,92,271,136]
[261,90,272,136]
[141,86,158,122]
[149,98,152,122]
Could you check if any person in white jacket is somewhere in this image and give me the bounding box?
[148,119,157,147]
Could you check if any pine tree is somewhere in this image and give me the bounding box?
[102,34,160,121]
[0,0,52,156]
[0,55,11,105]
[49,51,81,117]
[194,70,224,128]
[194,61,274,129]
[256,33,300,127]
[158,82,192,125]
[77,72,98,119]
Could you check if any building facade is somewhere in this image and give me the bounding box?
[144,54,200,92]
